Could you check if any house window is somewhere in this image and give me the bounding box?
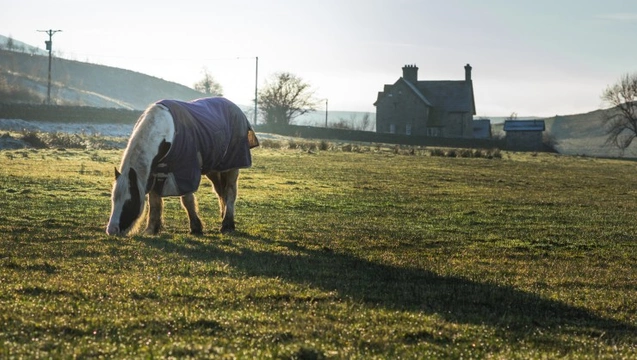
[406,124,412,135]
[427,128,440,137]
[389,124,396,134]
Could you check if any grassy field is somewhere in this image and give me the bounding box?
[0,144,636,359]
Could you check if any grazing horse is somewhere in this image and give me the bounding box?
[106,97,258,236]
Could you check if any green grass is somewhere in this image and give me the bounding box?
[0,146,636,358]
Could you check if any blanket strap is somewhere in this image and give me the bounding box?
[148,163,170,195]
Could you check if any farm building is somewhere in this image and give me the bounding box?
[473,119,492,139]
[374,64,476,138]
[503,119,545,151]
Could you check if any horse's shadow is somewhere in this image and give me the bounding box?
[138,233,636,348]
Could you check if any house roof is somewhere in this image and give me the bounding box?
[503,120,545,132]
[416,80,475,114]
[375,78,475,115]
[400,78,432,106]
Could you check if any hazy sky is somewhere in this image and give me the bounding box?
[2,0,637,116]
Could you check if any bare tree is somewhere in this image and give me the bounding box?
[193,68,223,96]
[258,72,317,125]
[360,113,373,131]
[601,73,637,151]
[5,36,14,50]
[331,118,352,130]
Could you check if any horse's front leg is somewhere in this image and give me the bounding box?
[145,190,163,235]
[180,193,203,235]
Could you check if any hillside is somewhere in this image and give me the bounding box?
[490,109,631,157]
[0,35,47,56]
[0,46,375,127]
[0,49,204,109]
[535,109,631,157]
[541,110,610,156]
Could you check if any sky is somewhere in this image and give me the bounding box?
[1,0,637,117]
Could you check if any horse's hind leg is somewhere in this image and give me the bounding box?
[208,169,239,234]
[145,190,163,235]
[221,169,239,233]
[180,193,203,235]
[208,172,227,220]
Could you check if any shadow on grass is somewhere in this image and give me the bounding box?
[138,232,636,348]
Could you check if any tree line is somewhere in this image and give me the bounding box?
[193,69,315,126]
[193,69,373,131]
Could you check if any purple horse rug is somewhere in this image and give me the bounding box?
[152,97,258,196]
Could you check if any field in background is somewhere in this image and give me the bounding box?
[1,144,636,358]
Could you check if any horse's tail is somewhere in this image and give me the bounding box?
[248,128,259,148]
[226,99,259,148]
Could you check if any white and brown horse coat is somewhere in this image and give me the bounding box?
[106,96,258,236]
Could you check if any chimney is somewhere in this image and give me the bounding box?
[464,63,472,82]
[402,64,418,83]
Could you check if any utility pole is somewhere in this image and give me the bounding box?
[325,99,329,128]
[37,29,62,105]
[254,56,258,125]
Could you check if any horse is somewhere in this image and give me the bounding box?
[106,97,259,236]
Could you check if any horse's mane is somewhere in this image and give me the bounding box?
[119,104,174,178]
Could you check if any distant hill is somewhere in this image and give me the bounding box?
[0,35,47,56]
[0,47,375,129]
[491,109,632,157]
[542,109,628,157]
[0,49,205,109]
[0,44,376,129]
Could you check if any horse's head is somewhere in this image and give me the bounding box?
[106,167,145,236]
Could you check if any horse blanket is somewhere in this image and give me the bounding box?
[153,97,258,196]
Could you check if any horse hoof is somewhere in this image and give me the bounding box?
[220,225,235,234]
[190,230,204,236]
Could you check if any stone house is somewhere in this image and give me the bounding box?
[374,64,476,138]
[503,120,545,151]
